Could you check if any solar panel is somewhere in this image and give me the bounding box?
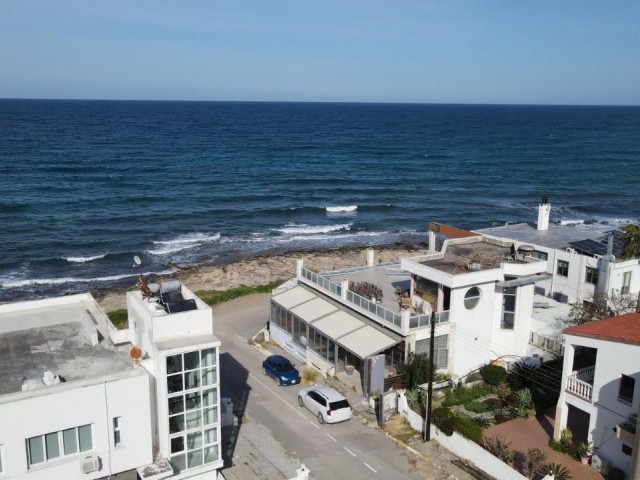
[569,231,625,258]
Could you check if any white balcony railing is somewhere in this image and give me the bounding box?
[566,365,595,402]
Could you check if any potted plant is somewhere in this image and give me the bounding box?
[503,449,516,467]
[577,442,593,464]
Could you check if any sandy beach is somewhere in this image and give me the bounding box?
[94,243,429,312]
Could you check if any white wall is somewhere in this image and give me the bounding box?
[0,371,152,479]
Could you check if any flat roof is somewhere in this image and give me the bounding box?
[0,296,133,396]
[477,223,604,251]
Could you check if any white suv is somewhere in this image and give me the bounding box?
[297,386,352,424]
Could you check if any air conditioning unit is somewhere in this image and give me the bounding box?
[591,454,610,475]
[80,456,101,474]
[566,247,576,254]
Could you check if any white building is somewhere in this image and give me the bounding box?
[479,198,640,308]
[0,280,223,480]
[554,312,640,479]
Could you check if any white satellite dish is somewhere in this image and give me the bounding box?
[133,255,142,267]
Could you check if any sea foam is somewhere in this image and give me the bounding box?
[275,224,351,235]
[64,254,107,263]
[325,205,358,213]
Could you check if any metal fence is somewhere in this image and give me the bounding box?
[529,332,564,356]
[301,268,342,295]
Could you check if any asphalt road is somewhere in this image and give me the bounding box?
[214,293,426,480]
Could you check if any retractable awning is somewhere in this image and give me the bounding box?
[271,286,317,309]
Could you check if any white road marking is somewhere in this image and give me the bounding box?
[406,446,419,455]
[344,446,357,457]
[364,462,378,473]
[326,433,337,442]
[249,372,307,419]
[309,421,321,429]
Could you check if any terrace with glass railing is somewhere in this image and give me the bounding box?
[297,261,449,335]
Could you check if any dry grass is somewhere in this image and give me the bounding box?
[384,414,420,444]
[302,367,319,385]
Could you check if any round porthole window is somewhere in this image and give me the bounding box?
[464,287,481,309]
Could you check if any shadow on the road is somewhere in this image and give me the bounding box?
[220,352,252,469]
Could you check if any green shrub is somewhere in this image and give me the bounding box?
[548,438,563,452]
[433,407,456,436]
[442,383,493,407]
[607,466,626,480]
[546,463,572,480]
[480,364,507,386]
[195,282,281,305]
[107,309,128,329]
[455,416,483,443]
[464,401,493,413]
[403,353,430,391]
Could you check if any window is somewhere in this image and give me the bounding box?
[501,287,516,329]
[556,260,569,277]
[292,316,306,347]
[585,267,599,285]
[531,250,548,261]
[622,444,633,456]
[619,375,635,404]
[622,271,632,294]
[0,444,3,473]
[113,417,122,446]
[26,425,93,466]
[464,287,481,310]
[167,348,220,472]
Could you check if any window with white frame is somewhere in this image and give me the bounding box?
[0,444,4,473]
[585,267,599,285]
[113,417,122,447]
[166,348,220,471]
[619,374,635,405]
[501,287,516,329]
[622,271,632,294]
[556,260,569,277]
[26,425,93,467]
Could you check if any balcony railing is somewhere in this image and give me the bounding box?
[301,267,342,296]
[566,365,595,402]
[529,332,564,356]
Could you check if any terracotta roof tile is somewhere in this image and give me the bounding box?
[563,312,640,345]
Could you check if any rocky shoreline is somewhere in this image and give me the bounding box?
[93,243,429,312]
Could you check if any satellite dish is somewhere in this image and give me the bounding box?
[129,345,143,363]
[133,255,142,267]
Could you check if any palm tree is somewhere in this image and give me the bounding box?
[622,224,640,259]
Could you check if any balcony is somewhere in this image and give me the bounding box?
[566,365,595,402]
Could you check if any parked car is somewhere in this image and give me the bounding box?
[262,355,301,386]
[298,386,352,424]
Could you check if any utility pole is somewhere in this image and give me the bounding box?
[424,310,436,442]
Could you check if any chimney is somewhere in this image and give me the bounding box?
[537,197,550,231]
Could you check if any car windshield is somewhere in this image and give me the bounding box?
[275,362,293,372]
[329,399,350,411]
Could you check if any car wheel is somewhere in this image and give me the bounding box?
[278,378,283,386]
[317,412,324,425]
[263,367,267,376]
[298,396,304,407]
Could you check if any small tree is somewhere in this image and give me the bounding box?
[480,363,507,386]
[622,224,640,260]
[564,291,638,326]
[401,353,430,391]
[524,448,546,479]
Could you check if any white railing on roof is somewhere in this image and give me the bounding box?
[529,332,565,356]
[301,268,342,295]
[566,365,595,402]
[409,310,449,329]
[346,290,402,327]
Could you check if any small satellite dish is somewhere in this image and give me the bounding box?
[129,345,143,363]
[133,255,142,267]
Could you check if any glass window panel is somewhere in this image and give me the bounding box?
[187,432,202,450]
[202,388,218,407]
[166,354,183,374]
[185,392,201,411]
[63,428,78,455]
[168,395,184,414]
[114,430,121,446]
[204,445,219,464]
[201,348,216,367]
[504,295,516,311]
[186,410,201,429]
[171,436,185,454]
[202,367,217,386]
[187,449,203,469]
[45,432,60,460]
[167,374,184,394]
[327,340,335,363]
[171,453,186,472]
[184,351,200,371]
[184,370,200,390]
[78,425,92,452]
[28,436,45,465]
[203,407,218,426]
[204,427,217,445]
[169,414,185,434]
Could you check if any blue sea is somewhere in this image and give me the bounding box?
[1,100,639,303]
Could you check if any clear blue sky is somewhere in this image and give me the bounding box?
[1,1,639,105]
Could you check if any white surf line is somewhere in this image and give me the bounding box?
[326,433,337,442]
[343,446,356,457]
[364,462,377,473]
[248,373,307,419]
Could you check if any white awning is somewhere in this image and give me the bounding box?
[312,310,365,340]
[338,325,400,359]
[271,286,317,309]
[290,297,338,323]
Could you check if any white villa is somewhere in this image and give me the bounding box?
[269,199,640,389]
[0,280,223,480]
[555,313,640,478]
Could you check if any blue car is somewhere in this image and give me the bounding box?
[262,355,301,386]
